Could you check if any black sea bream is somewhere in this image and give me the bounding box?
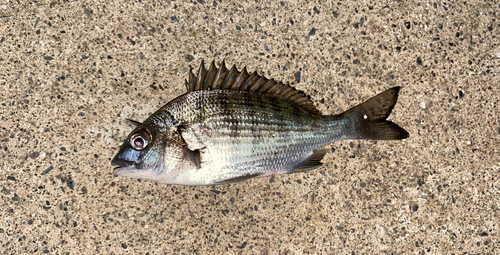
[111,60,409,185]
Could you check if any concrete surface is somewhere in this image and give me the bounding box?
[1,0,499,254]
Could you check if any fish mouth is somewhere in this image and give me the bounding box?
[112,158,140,177]
[111,158,135,169]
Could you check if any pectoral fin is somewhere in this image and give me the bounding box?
[176,124,207,151]
[291,149,329,173]
[184,148,202,169]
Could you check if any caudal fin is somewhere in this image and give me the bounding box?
[341,87,409,140]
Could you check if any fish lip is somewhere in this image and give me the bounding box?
[113,165,138,176]
[111,158,135,169]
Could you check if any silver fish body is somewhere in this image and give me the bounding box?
[111,61,409,185]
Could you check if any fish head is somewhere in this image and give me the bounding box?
[111,125,186,183]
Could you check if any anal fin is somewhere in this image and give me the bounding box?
[292,149,329,173]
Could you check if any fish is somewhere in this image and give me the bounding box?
[111,60,409,185]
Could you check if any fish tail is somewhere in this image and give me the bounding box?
[339,87,409,140]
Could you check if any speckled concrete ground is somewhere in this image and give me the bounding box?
[1,0,499,254]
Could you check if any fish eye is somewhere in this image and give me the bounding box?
[130,131,150,150]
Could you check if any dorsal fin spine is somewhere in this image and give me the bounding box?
[242,71,261,91]
[204,61,217,90]
[249,75,265,92]
[231,66,248,89]
[189,68,197,91]
[213,66,223,89]
[257,80,275,93]
[195,60,208,91]
[213,60,228,89]
[221,65,238,90]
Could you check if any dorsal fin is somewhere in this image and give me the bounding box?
[184,60,319,114]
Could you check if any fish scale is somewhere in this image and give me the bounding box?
[160,90,346,184]
[111,60,409,185]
